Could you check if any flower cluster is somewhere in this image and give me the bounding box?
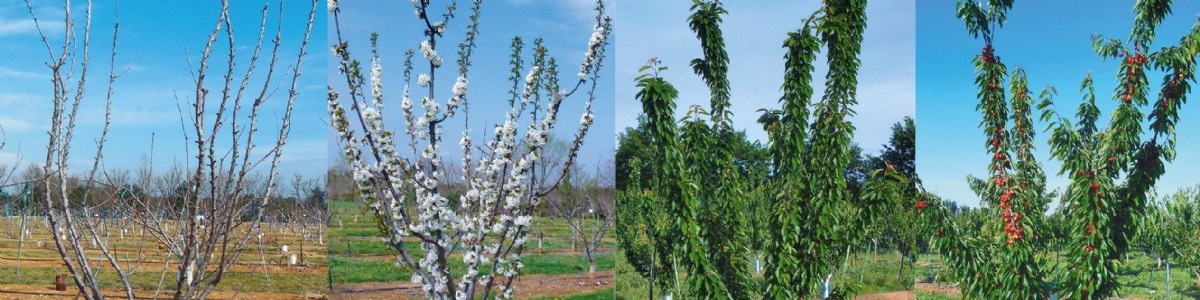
[420,40,443,67]
[371,57,384,107]
[579,23,609,79]
[416,74,430,88]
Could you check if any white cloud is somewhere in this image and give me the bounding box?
[280,139,326,164]
[0,151,23,169]
[0,93,41,105]
[0,116,43,133]
[0,2,66,37]
[0,66,40,79]
[0,17,36,36]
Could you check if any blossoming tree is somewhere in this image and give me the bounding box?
[327,0,611,298]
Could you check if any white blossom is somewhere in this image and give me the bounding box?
[327,0,338,12]
[419,40,443,67]
[371,58,384,105]
[450,75,468,106]
[514,216,531,227]
[579,24,608,79]
[580,110,594,127]
[433,22,446,34]
[417,73,431,87]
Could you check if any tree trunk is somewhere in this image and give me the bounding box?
[649,251,656,300]
[586,246,597,277]
[872,238,879,262]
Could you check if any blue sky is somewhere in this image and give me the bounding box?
[614,1,915,155]
[917,1,1200,207]
[0,1,327,183]
[327,0,615,172]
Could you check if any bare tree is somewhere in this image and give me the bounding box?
[26,0,142,297]
[546,160,615,274]
[23,0,316,299]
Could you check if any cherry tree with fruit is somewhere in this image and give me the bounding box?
[916,0,1200,298]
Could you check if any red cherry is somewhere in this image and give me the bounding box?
[1091,182,1100,190]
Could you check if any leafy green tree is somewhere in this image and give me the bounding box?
[1144,188,1200,285]
[881,117,916,186]
[619,1,903,298]
[614,158,672,298]
[761,0,881,298]
[615,117,656,191]
[617,118,769,191]
[918,0,1200,298]
[635,59,728,297]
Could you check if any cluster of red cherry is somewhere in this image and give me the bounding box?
[980,45,995,63]
[1119,47,1146,104]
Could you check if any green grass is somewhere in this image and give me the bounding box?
[916,291,960,299]
[614,252,650,300]
[330,252,616,284]
[532,288,614,300]
[329,255,413,284]
[522,253,615,275]
[328,199,618,291]
[614,249,1200,298]
[844,253,916,292]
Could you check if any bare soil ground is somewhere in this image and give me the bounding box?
[852,282,960,299]
[854,291,915,300]
[348,247,615,259]
[0,254,327,274]
[328,271,614,299]
[914,281,961,296]
[0,219,327,298]
[0,284,322,300]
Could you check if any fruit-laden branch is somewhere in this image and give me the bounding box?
[918,0,1200,298]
